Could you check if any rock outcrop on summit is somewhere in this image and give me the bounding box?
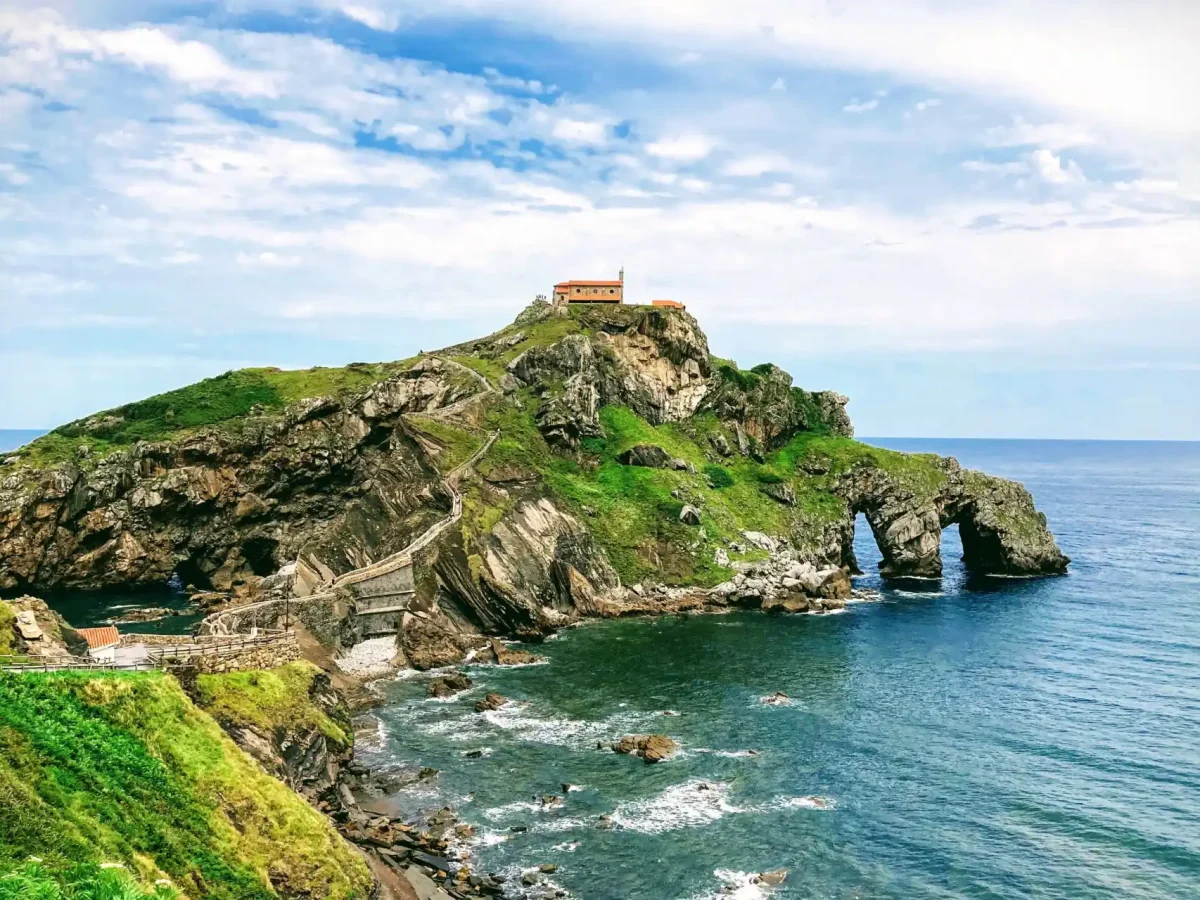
[0,299,1067,662]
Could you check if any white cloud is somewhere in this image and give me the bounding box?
[0,162,30,185]
[552,118,609,143]
[163,251,201,264]
[237,251,303,266]
[645,134,714,161]
[770,77,786,92]
[721,154,792,177]
[914,98,941,112]
[1031,148,1085,185]
[962,159,1029,175]
[984,118,1094,150]
[843,98,878,113]
[340,0,1200,140]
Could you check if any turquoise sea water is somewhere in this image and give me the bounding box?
[361,439,1200,900]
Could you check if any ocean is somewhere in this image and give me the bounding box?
[357,438,1200,900]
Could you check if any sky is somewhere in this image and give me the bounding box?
[1,1,1198,439]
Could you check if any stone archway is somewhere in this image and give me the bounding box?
[838,460,1069,580]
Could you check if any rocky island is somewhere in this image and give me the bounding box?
[0,300,1070,899]
[0,300,1066,662]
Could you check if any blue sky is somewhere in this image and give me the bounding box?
[1,1,1198,439]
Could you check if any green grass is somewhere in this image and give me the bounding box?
[191,662,349,747]
[705,465,735,489]
[19,361,417,468]
[406,417,487,474]
[463,399,938,586]
[0,671,372,900]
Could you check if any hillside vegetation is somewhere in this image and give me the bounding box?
[0,670,372,900]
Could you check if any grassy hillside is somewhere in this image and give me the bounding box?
[191,662,349,748]
[452,394,949,587]
[14,360,421,468]
[0,670,372,900]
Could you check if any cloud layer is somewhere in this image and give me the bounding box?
[1,1,1198,436]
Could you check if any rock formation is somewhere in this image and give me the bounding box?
[0,300,1067,667]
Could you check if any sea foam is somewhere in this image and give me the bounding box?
[611,780,743,834]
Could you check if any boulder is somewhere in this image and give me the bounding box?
[762,481,796,506]
[612,734,678,764]
[741,531,777,552]
[679,505,702,526]
[617,445,672,468]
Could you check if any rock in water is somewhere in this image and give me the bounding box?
[755,869,788,887]
[611,734,678,764]
[474,692,507,713]
[427,672,472,698]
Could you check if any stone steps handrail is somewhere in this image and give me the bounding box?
[329,429,497,589]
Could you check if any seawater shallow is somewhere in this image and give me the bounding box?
[360,440,1200,899]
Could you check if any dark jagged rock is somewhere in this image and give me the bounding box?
[427,672,472,698]
[475,692,507,713]
[617,444,671,468]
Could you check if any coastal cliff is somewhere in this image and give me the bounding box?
[0,301,1067,656]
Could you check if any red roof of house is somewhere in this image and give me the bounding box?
[555,280,623,287]
[77,626,120,651]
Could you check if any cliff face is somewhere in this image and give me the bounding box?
[0,301,1067,649]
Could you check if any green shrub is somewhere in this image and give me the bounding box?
[756,472,785,485]
[0,603,14,656]
[705,465,735,489]
[716,364,760,392]
[0,861,177,900]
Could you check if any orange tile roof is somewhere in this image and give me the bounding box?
[556,280,623,287]
[652,299,685,308]
[77,626,120,651]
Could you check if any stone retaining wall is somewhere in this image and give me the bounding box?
[200,592,352,646]
[151,633,300,674]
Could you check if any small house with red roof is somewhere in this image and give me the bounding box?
[77,626,120,662]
